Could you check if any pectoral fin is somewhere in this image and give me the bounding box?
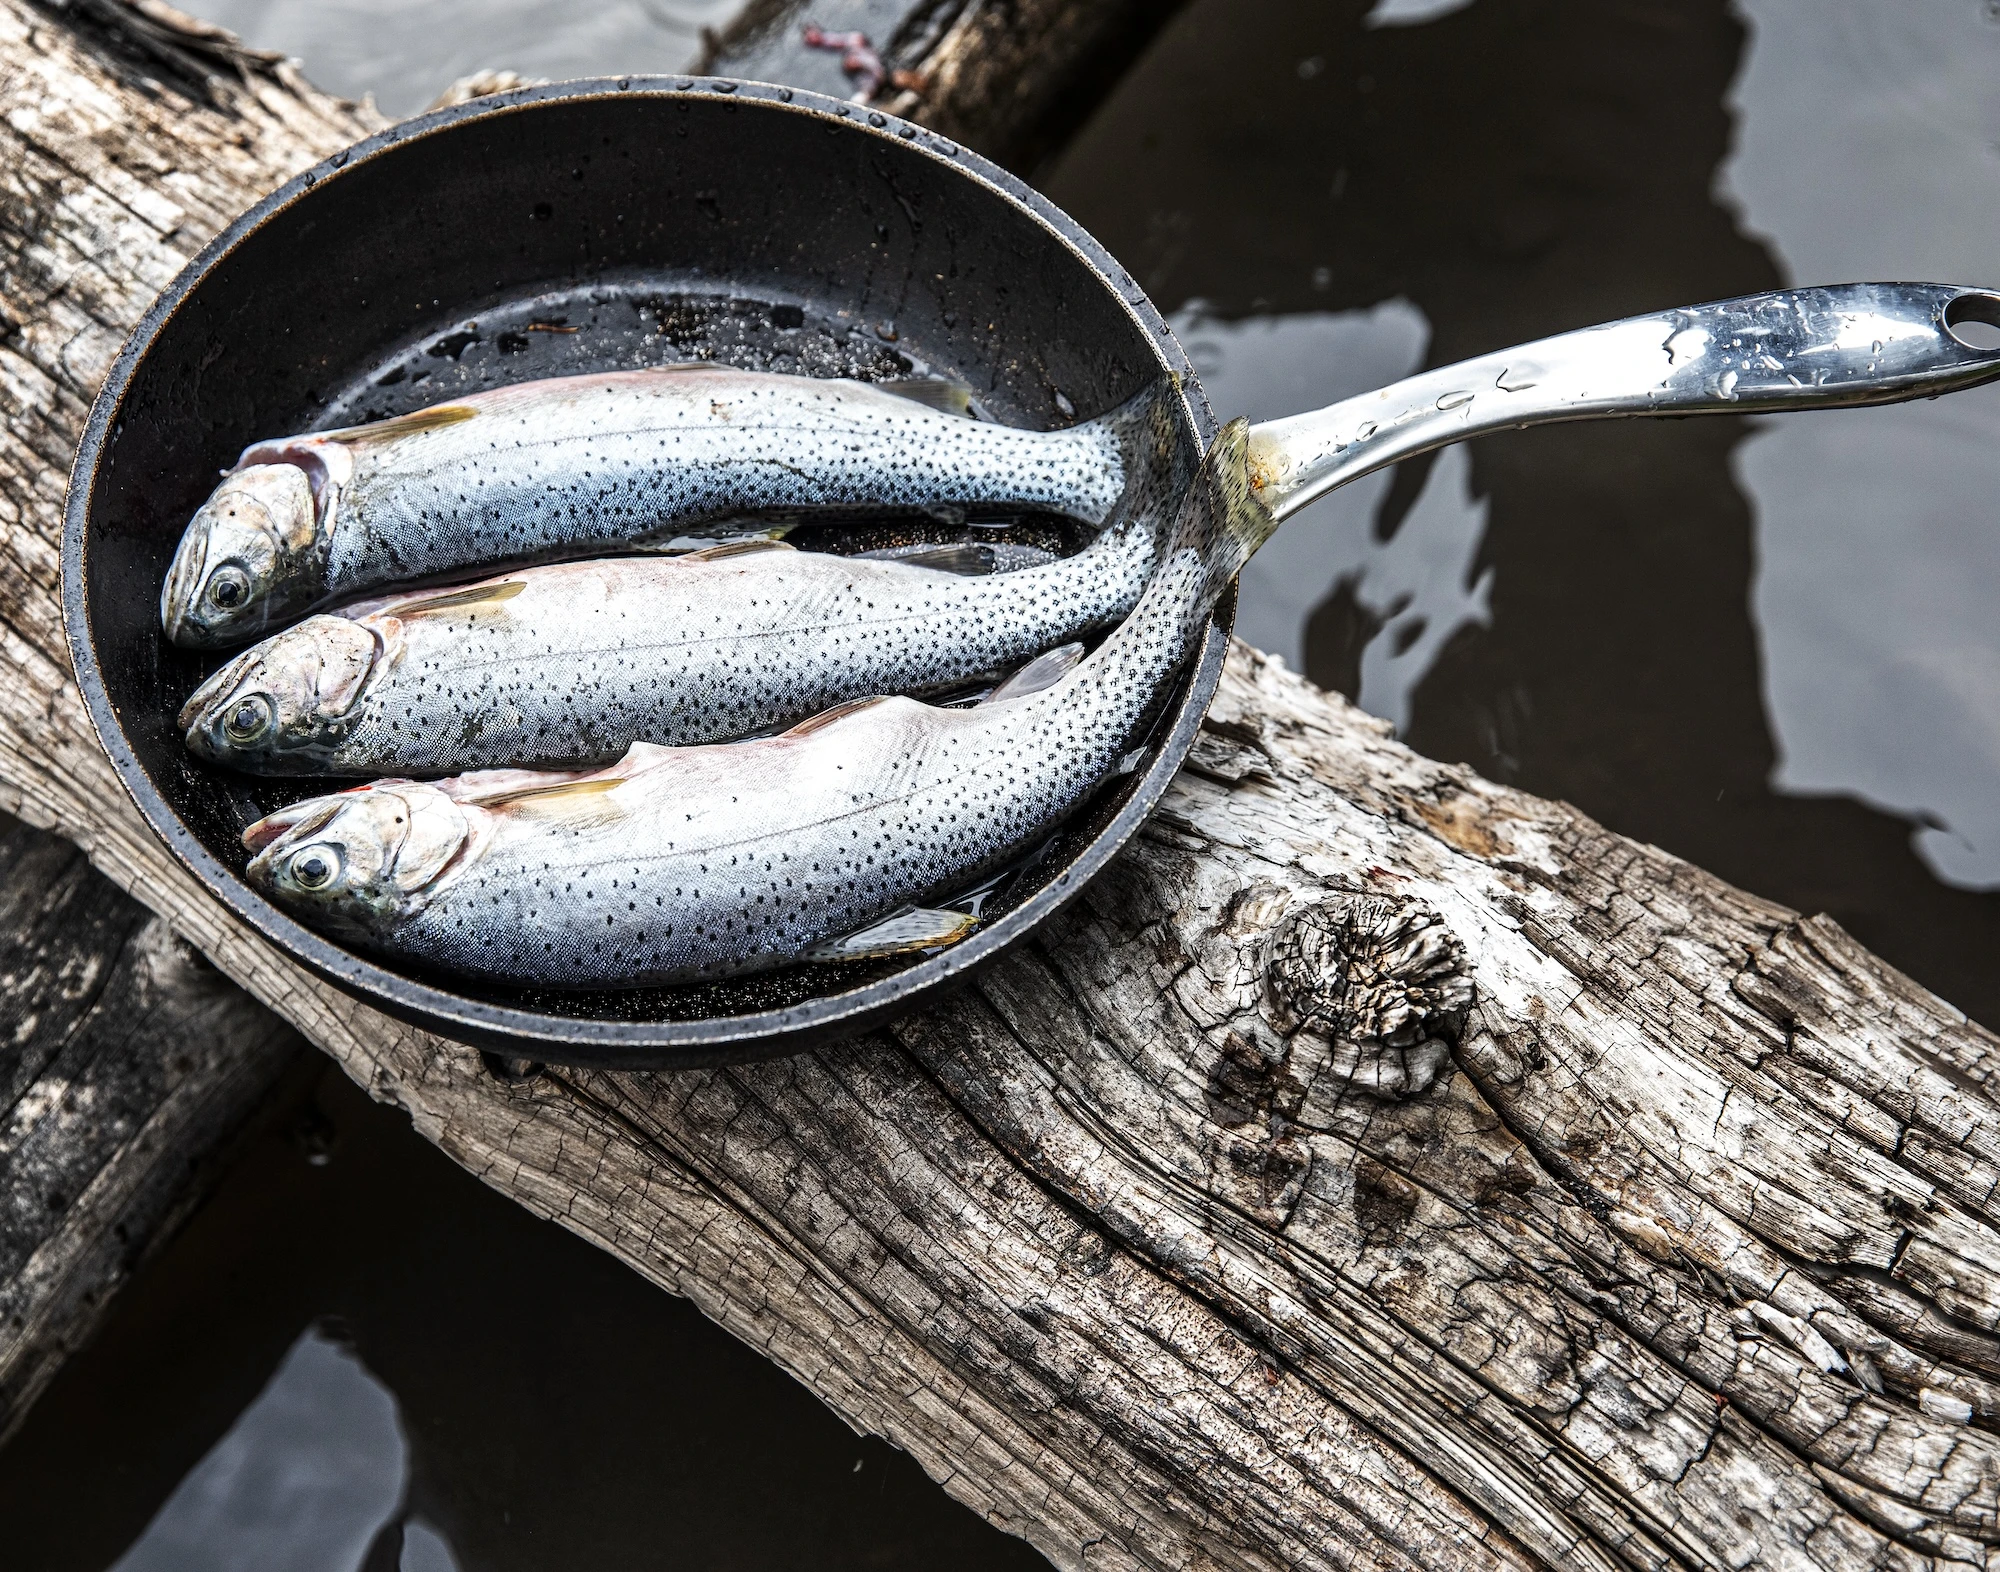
[872,542,996,575]
[394,579,528,615]
[804,907,979,962]
[877,376,976,417]
[472,777,625,809]
[980,643,1084,705]
[680,538,797,562]
[323,404,478,444]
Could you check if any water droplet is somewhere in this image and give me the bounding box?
[1436,390,1474,410]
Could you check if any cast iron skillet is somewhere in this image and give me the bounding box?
[64,78,2000,1067]
[63,78,1226,1067]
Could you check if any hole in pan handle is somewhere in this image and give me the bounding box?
[1944,290,2000,352]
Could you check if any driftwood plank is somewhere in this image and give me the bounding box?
[5,5,2000,1569]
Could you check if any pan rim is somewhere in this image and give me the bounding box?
[60,74,1227,1065]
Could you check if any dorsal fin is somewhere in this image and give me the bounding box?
[783,696,888,737]
[474,776,625,809]
[877,377,976,417]
[393,579,527,616]
[680,538,797,563]
[323,404,478,444]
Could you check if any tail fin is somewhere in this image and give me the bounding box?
[1077,377,1190,531]
[1124,418,1279,663]
[1179,419,1280,601]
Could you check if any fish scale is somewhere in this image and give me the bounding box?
[179,384,1180,777]
[242,420,1271,988]
[161,363,1163,648]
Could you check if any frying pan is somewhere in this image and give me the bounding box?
[62,79,2000,1068]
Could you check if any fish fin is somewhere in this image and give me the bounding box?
[629,523,796,554]
[472,776,625,809]
[877,542,997,575]
[1194,419,1280,576]
[783,696,888,737]
[877,376,976,417]
[616,742,677,770]
[981,643,1085,705]
[321,404,478,444]
[803,907,979,962]
[680,538,797,562]
[394,579,528,615]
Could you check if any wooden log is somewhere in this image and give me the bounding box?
[7,6,2000,1569]
[0,809,306,1446]
[703,0,1192,173]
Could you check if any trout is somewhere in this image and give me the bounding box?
[239,420,1269,987]
[160,365,1166,648]
[179,517,1161,777]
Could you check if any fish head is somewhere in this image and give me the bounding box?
[243,782,469,940]
[179,616,382,772]
[161,461,329,648]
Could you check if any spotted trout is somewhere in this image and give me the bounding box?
[179,512,1162,777]
[160,364,1167,649]
[241,420,1272,987]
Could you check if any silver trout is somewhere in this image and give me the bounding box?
[179,514,1161,777]
[241,420,1271,988]
[160,365,1166,649]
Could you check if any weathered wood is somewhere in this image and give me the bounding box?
[704,0,1189,173]
[0,809,305,1446]
[7,5,2000,1569]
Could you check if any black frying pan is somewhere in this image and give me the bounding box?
[64,78,1224,1067]
[62,79,2000,1068]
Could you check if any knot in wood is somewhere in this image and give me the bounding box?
[1264,893,1472,1102]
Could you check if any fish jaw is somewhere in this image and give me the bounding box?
[244,779,480,943]
[161,461,333,648]
[180,615,385,773]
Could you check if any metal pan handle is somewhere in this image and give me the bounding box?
[1245,282,2000,522]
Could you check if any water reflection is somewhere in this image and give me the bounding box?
[1720,0,2000,888]
[1172,299,1491,728]
[110,1326,458,1572]
[1047,0,2000,1029]
[0,1066,1043,1571]
[194,0,729,116]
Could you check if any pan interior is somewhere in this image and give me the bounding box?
[77,86,1210,1039]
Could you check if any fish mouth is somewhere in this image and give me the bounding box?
[159,529,212,645]
[243,794,346,857]
[177,648,257,734]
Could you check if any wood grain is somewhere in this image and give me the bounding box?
[4,5,2000,1568]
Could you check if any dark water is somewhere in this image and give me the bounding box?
[0,1062,1047,1571]
[1046,0,2000,1025]
[5,1,1997,1567]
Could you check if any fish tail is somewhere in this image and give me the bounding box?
[1079,376,1188,528]
[1182,418,1279,595]
[1062,416,1276,700]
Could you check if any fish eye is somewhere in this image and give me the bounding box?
[207,565,251,610]
[222,694,273,743]
[289,844,341,891]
